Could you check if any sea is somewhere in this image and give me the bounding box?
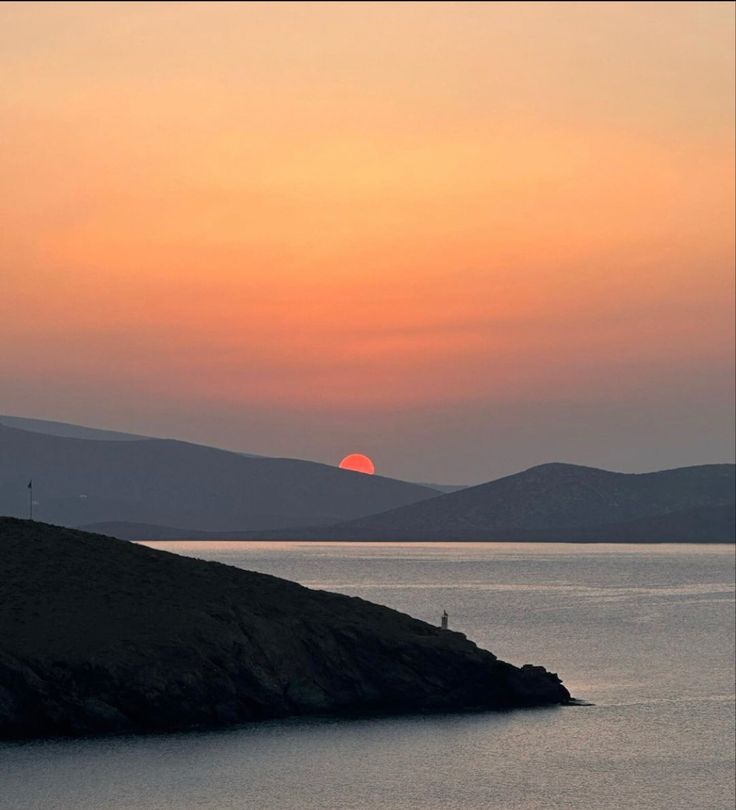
[1,542,734,810]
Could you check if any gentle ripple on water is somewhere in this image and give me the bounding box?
[1,542,734,810]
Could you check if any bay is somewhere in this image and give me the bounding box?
[1,542,733,810]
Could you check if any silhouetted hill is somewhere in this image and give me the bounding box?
[0,415,148,442]
[544,503,735,542]
[270,463,735,541]
[0,425,439,532]
[0,414,266,457]
[78,521,239,540]
[415,482,467,493]
[78,520,294,541]
[0,518,570,738]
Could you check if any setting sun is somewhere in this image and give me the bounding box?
[0,3,733,807]
[338,453,376,475]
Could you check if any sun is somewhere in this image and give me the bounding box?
[338,453,375,475]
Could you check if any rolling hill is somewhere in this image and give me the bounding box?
[272,463,735,542]
[0,414,149,442]
[0,423,440,532]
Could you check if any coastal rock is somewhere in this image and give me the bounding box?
[0,518,570,738]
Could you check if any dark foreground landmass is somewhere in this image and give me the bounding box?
[0,519,570,739]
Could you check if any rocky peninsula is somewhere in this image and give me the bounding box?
[0,518,570,738]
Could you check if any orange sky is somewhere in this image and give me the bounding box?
[1,2,733,481]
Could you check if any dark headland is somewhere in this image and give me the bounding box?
[0,518,570,739]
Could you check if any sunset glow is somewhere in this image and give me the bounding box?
[1,3,733,799]
[1,1,733,481]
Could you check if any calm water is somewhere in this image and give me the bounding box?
[2,542,734,810]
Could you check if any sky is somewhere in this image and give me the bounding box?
[1,1,734,484]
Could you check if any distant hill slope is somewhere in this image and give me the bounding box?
[0,415,149,442]
[415,482,467,494]
[551,503,736,542]
[271,463,735,542]
[0,425,440,532]
[0,518,569,738]
[78,520,289,541]
[0,415,461,490]
[0,415,263,459]
[77,521,238,541]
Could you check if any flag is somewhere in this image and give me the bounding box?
[27,479,32,489]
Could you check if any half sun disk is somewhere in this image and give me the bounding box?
[338,453,375,475]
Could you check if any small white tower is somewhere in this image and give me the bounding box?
[440,610,448,630]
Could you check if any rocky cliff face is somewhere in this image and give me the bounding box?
[0,519,570,738]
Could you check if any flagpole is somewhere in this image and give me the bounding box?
[28,480,33,521]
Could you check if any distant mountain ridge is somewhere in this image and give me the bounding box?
[266,463,735,542]
[0,424,440,532]
[2,417,732,542]
[0,414,458,488]
[0,415,149,442]
[78,521,267,541]
[0,415,263,458]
